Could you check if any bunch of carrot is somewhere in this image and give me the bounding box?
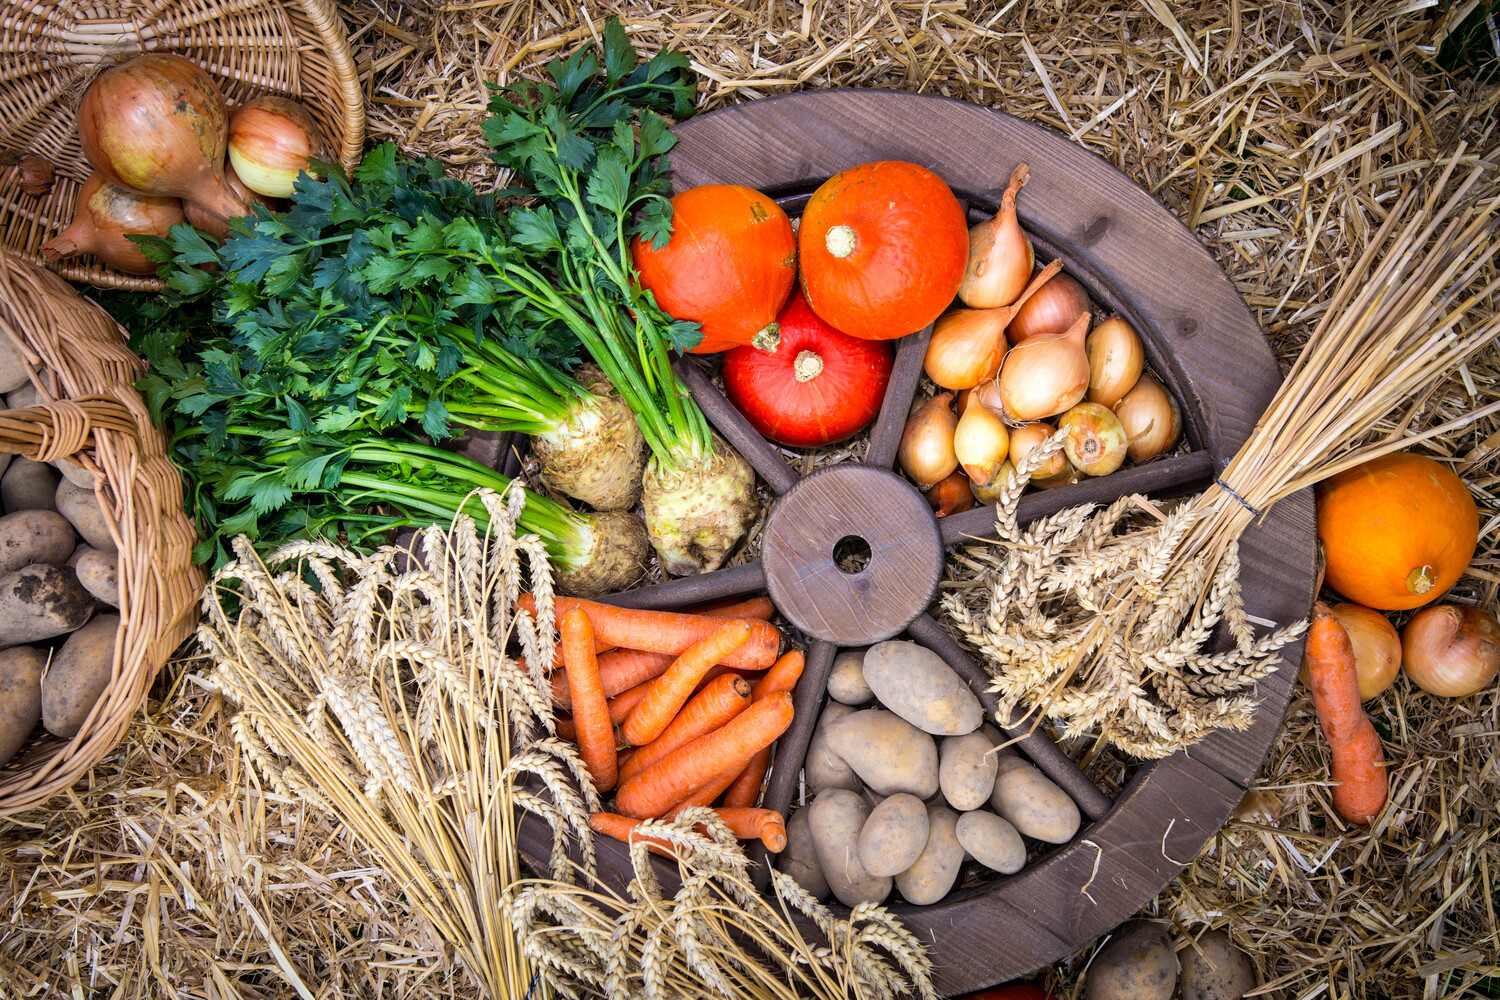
[518,593,803,855]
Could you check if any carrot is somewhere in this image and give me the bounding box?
[608,680,655,727]
[561,606,616,793]
[689,595,776,620]
[555,715,575,741]
[665,765,746,814]
[621,622,755,747]
[709,807,788,852]
[615,692,795,818]
[553,648,676,709]
[619,675,753,783]
[588,812,675,858]
[1305,601,1388,825]
[723,650,807,808]
[517,595,781,670]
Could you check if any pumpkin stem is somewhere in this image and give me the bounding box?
[1406,564,1436,596]
[793,351,824,382]
[824,224,857,259]
[751,322,780,353]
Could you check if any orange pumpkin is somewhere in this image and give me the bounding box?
[797,160,968,340]
[1316,452,1479,610]
[631,184,796,354]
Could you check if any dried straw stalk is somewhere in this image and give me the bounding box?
[952,150,1500,756]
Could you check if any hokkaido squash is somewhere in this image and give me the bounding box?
[1316,452,1479,611]
[631,184,796,354]
[797,161,968,340]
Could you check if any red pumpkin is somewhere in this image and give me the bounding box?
[957,984,1056,1000]
[631,184,796,353]
[722,288,893,447]
[797,160,968,340]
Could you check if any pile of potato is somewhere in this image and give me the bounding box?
[1085,923,1257,1000]
[0,376,122,768]
[778,640,1082,906]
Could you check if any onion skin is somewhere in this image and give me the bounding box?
[958,164,1033,309]
[1007,271,1089,344]
[1007,422,1068,485]
[2,150,54,197]
[39,173,184,274]
[77,54,241,236]
[228,96,330,198]
[1085,317,1145,408]
[997,310,1090,420]
[972,460,1016,505]
[1299,603,1402,701]
[899,392,959,488]
[1114,374,1181,462]
[1058,402,1127,477]
[954,402,1010,486]
[1401,604,1500,698]
[927,470,975,517]
[925,307,1010,390]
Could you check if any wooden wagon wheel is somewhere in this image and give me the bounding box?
[518,90,1317,994]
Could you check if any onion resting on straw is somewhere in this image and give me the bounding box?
[945,149,1500,757]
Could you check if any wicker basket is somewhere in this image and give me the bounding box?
[0,254,203,815]
[0,0,365,291]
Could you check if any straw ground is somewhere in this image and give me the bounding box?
[4,2,1500,998]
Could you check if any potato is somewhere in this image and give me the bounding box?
[0,646,46,767]
[806,788,892,906]
[861,639,983,735]
[52,458,97,489]
[955,810,1026,874]
[0,564,94,644]
[827,648,874,705]
[939,729,999,810]
[5,381,39,410]
[990,754,1081,844]
[777,807,829,901]
[41,613,119,738]
[55,478,116,553]
[1179,929,1256,1000]
[893,804,962,905]
[826,709,939,798]
[2,458,58,513]
[74,548,118,607]
[1086,920,1177,1000]
[67,543,91,568]
[0,335,29,394]
[0,509,77,574]
[806,701,863,794]
[857,792,928,877]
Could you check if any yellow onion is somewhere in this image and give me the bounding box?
[899,392,959,488]
[1058,402,1127,477]
[1086,317,1145,408]
[957,164,1033,309]
[1007,270,1090,343]
[1299,603,1402,701]
[77,54,243,236]
[927,470,975,517]
[1401,605,1500,698]
[228,95,330,198]
[39,173,184,275]
[1008,422,1070,486]
[954,403,1011,487]
[1114,374,1181,462]
[997,310,1090,420]
[972,460,1017,504]
[927,258,1065,389]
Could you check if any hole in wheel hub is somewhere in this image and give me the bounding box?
[762,464,945,645]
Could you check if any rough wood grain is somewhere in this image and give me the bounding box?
[674,355,800,495]
[596,561,768,610]
[762,465,944,644]
[865,323,934,469]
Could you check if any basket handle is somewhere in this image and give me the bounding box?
[0,397,138,463]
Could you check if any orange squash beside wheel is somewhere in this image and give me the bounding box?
[631,184,796,354]
[1316,452,1478,611]
[797,160,968,340]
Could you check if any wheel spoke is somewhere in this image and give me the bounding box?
[939,450,1214,546]
[673,355,800,495]
[906,613,1114,821]
[750,638,837,891]
[595,561,768,610]
[864,323,934,470]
